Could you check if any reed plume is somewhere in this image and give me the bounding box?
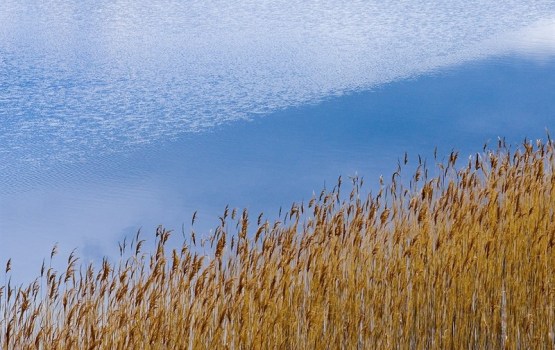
[2,138,555,349]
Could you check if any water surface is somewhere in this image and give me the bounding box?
[1,1,555,281]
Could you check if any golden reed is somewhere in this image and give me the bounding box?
[2,137,555,349]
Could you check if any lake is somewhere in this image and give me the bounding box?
[1,1,554,281]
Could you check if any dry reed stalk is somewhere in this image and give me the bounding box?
[1,138,555,349]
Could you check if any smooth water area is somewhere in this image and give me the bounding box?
[1,1,555,281]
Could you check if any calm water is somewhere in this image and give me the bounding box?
[1,1,555,281]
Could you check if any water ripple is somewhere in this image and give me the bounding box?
[1,0,554,173]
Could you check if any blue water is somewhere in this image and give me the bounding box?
[1,1,555,281]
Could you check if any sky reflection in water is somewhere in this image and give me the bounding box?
[1,1,555,281]
[2,55,555,281]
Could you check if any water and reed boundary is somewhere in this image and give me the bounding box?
[2,136,555,348]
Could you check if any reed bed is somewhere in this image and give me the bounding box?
[2,138,555,349]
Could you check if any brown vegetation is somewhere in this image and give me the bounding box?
[2,137,555,349]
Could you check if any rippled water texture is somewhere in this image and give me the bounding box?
[2,1,555,282]
[1,1,555,169]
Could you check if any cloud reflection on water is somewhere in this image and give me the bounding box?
[2,53,554,282]
[1,1,554,169]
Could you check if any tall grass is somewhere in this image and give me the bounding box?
[2,138,555,349]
